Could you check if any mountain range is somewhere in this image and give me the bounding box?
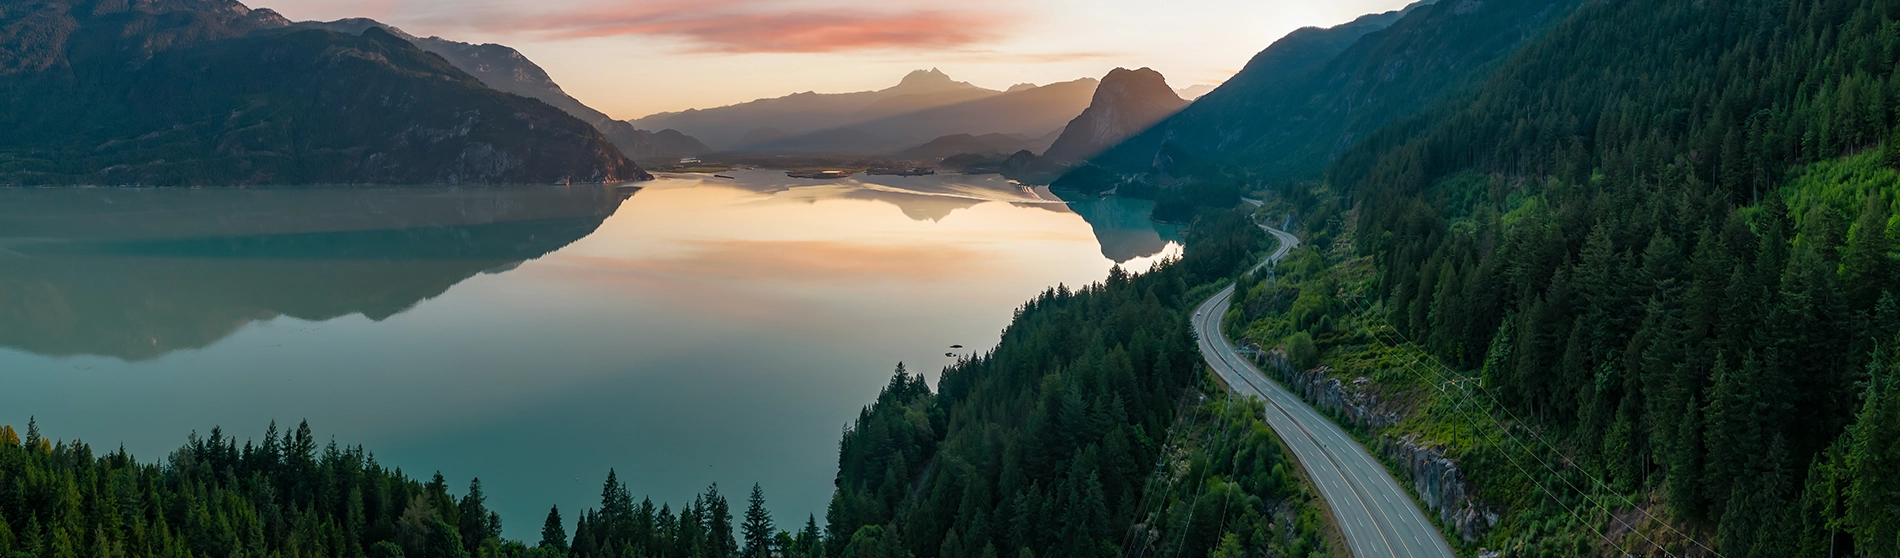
[0,0,646,186]
[630,69,1098,154]
[896,133,1057,161]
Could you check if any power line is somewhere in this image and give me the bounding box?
[1348,302,1669,553]
[1243,221,1701,554]
[1339,294,1718,557]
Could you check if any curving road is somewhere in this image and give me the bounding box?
[1192,222,1454,558]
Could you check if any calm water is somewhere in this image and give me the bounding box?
[0,170,1180,539]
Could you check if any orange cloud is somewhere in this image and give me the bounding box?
[462,1,1000,53]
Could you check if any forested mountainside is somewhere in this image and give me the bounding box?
[820,214,1344,558]
[1222,0,1900,555]
[294,19,710,161]
[1058,0,1581,217]
[0,0,644,186]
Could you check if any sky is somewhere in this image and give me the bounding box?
[254,0,1418,120]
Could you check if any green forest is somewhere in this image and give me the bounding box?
[0,418,836,558]
[1213,0,1900,555]
[0,210,1340,558]
[18,0,1900,556]
[817,213,1336,558]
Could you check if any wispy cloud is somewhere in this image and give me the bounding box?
[441,0,1003,53]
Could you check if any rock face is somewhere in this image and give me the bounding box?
[297,18,709,161]
[1042,68,1187,163]
[1254,348,1500,542]
[0,0,646,186]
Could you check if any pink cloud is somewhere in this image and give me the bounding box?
[458,0,1000,53]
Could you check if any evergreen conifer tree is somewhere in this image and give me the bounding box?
[458,478,492,554]
[0,509,12,555]
[797,515,823,558]
[741,484,775,558]
[540,506,568,553]
[705,484,737,558]
[571,512,595,558]
[1668,394,1705,518]
[1844,357,1898,556]
[1842,193,1894,309]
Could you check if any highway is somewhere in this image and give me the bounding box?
[1192,222,1454,558]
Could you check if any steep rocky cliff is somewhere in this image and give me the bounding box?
[1254,348,1500,542]
[1041,67,1187,163]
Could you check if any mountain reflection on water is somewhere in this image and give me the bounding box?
[0,175,1182,363]
[0,170,1181,541]
[0,186,632,360]
[1058,192,1186,263]
[657,171,1181,262]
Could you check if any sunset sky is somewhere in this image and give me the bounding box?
[256,0,1417,120]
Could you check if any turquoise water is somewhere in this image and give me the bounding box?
[0,170,1180,539]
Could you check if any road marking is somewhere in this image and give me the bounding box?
[1189,225,1453,558]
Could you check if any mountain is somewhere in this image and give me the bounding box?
[897,133,1039,161]
[630,68,994,149]
[742,77,1100,153]
[1042,67,1188,163]
[297,18,710,161]
[1175,84,1217,100]
[1213,0,1900,553]
[0,0,644,186]
[1067,0,1581,194]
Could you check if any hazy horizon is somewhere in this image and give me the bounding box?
[252,0,1416,120]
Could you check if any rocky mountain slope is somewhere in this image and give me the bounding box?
[1041,67,1187,163]
[0,0,645,186]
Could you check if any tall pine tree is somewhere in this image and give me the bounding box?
[741,484,775,558]
[540,506,567,553]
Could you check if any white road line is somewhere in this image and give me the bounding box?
[1190,223,1454,558]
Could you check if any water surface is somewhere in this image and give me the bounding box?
[0,170,1180,538]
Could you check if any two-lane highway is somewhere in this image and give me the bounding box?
[1193,223,1453,558]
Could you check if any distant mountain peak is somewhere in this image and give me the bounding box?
[903,67,949,81]
[893,67,974,93]
[1176,84,1217,100]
